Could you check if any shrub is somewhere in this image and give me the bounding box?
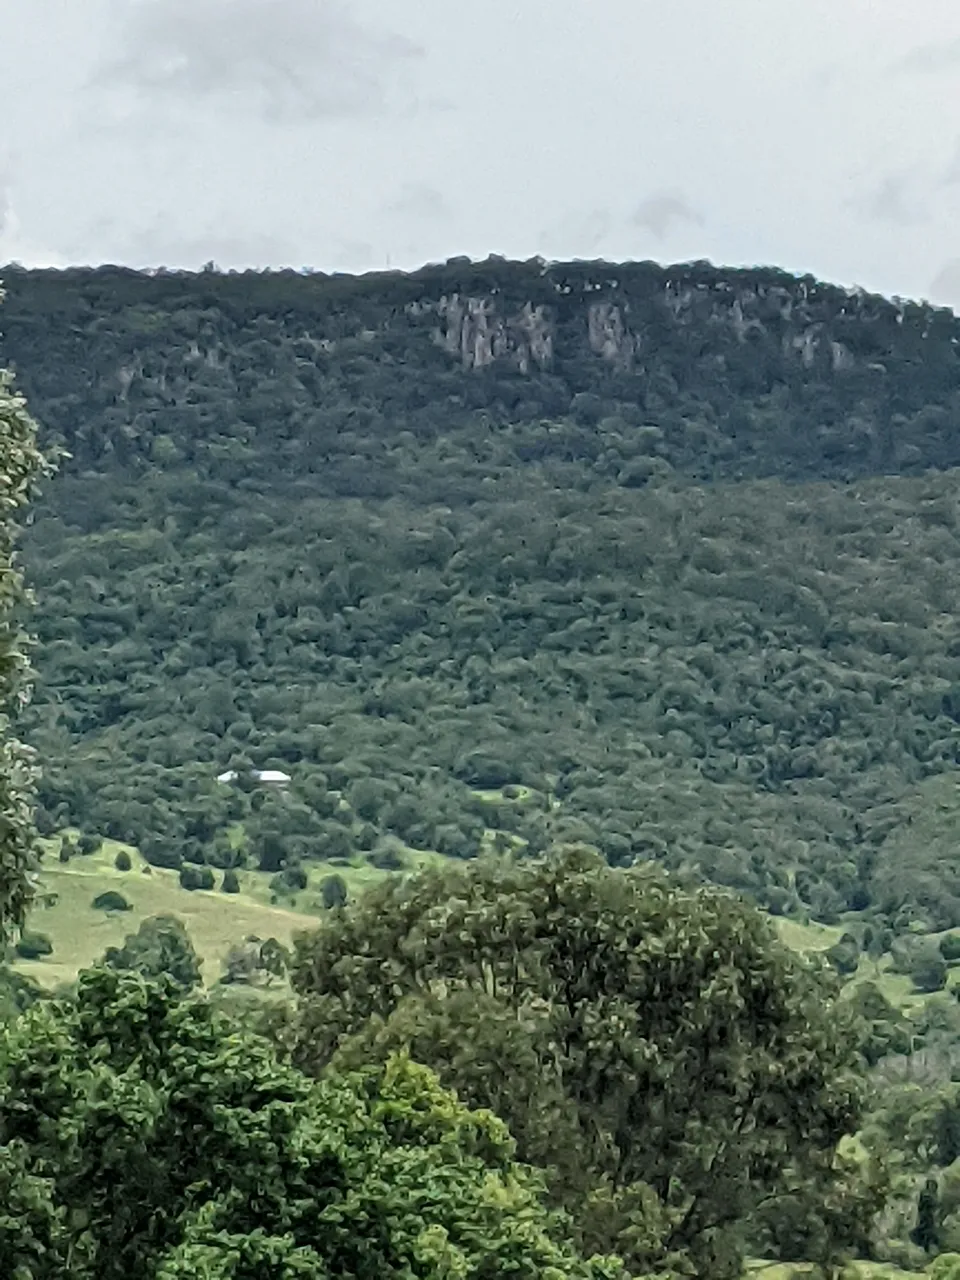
[284,864,308,892]
[941,934,960,963]
[826,932,861,976]
[368,842,407,871]
[221,868,240,894]
[114,850,132,872]
[320,874,348,909]
[15,931,53,960]
[179,865,215,892]
[103,914,202,991]
[77,833,103,856]
[912,954,949,994]
[141,837,183,871]
[92,891,131,913]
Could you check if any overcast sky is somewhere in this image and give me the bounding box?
[4,0,960,307]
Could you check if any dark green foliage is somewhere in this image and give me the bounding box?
[0,967,620,1279]
[892,937,951,993]
[14,931,53,960]
[291,846,865,1277]
[114,849,132,871]
[915,959,953,994]
[221,868,240,893]
[0,963,45,1023]
[941,935,960,963]
[846,982,912,1065]
[141,837,183,871]
[913,1177,942,1253]
[320,873,348,909]
[91,890,131,913]
[179,864,215,892]
[220,935,290,987]
[77,833,102,856]
[826,932,862,976]
[102,914,202,991]
[57,836,75,863]
[0,316,49,939]
[368,842,407,871]
[7,262,960,926]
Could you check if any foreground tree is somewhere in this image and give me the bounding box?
[102,912,203,991]
[0,966,625,1280]
[0,319,49,938]
[291,846,867,1277]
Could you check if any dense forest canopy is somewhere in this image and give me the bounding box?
[3,258,960,929]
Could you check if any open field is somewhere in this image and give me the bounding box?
[12,836,436,987]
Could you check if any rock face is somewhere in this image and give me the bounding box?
[432,295,553,371]
[587,302,636,367]
[410,263,935,379]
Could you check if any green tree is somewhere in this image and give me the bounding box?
[320,872,348,909]
[0,328,49,938]
[92,890,131,913]
[0,967,625,1280]
[102,913,203,992]
[291,846,865,1277]
[14,930,52,960]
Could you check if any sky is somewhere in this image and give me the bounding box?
[3,0,960,307]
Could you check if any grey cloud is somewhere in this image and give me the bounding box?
[856,174,923,227]
[384,183,451,222]
[944,140,960,185]
[896,36,960,74]
[632,192,704,240]
[93,0,423,123]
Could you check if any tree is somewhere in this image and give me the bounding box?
[14,930,52,960]
[102,913,203,992]
[92,890,131,913]
[179,864,215,891]
[912,1176,942,1253]
[0,967,625,1280]
[291,846,865,1277]
[320,872,348,909]
[0,328,49,939]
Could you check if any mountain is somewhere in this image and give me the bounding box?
[4,256,960,928]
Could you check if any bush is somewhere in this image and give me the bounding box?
[58,837,76,864]
[320,873,348,909]
[77,833,103,856]
[179,865,215,892]
[114,850,132,872]
[103,914,202,991]
[284,864,308,892]
[941,934,960,963]
[912,954,949,994]
[368,842,407,871]
[221,868,240,894]
[141,837,183,871]
[15,931,53,960]
[92,891,131,913]
[826,932,861,976]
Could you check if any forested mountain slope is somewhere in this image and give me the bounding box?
[4,257,960,929]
